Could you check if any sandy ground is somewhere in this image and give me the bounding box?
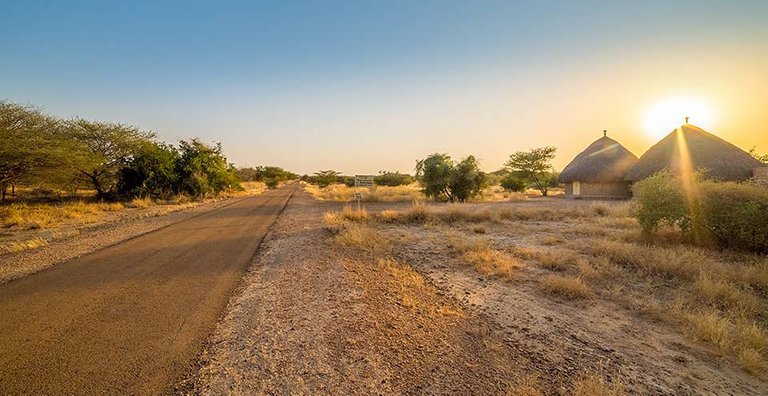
[187,192,767,395]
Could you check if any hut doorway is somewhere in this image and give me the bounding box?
[572,181,581,196]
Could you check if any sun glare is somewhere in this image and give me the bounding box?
[644,97,714,140]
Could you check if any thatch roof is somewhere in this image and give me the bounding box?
[559,135,638,183]
[625,124,764,182]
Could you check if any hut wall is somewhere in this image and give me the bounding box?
[565,181,631,199]
[755,167,768,188]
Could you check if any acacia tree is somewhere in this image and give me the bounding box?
[415,153,486,202]
[67,119,155,199]
[313,170,341,187]
[505,146,557,196]
[0,102,85,200]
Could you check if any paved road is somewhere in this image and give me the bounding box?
[0,186,295,395]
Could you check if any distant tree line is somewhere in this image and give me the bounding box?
[303,170,415,188]
[1,100,240,201]
[236,166,298,188]
[301,147,560,202]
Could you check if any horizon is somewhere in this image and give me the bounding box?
[3,0,768,174]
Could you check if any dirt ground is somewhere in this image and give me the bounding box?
[186,190,767,395]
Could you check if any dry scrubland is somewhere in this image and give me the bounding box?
[0,182,265,254]
[304,182,548,203]
[322,193,768,393]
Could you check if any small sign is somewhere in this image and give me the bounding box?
[353,192,363,200]
[354,175,375,187]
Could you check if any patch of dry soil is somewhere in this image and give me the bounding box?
[185,192,545,395]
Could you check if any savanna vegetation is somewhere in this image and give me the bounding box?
[1,100,241,202]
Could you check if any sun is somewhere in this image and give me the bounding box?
[644,97,714,140]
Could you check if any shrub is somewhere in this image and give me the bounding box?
[699,182,768,253]
[374,171,414,187]
[500,174,527,192]
[632,172,690,235]
[264,177,279,189]
[415,153,486,202]
[633,172,768,253]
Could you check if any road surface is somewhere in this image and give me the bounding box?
[0,186,295,395]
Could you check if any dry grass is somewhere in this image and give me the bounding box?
[333,224,390,253]
[0,237,49,254]
[541,275,592,299]
[0,201,125,229]
[682,309,732,352]
[536,249,578,272]
[378,258,463,317]
[694,273,758,315]
[447,233,522,279]
[341,205,369,222]
[571,373,625,396]
[539,235,564,245]
[304,183,424,202]
[510,375,543,396]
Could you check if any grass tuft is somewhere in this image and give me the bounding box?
[541,275,592,299]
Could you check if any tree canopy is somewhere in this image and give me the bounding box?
[505,146,557,196]
[415,153,486,202]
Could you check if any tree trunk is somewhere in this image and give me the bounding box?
[10,184,15,197]
[1,185,6,202]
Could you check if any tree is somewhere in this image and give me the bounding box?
[176,139,240,197]
[0,101,85,200]
[374,171,414,186]
[117,142,180,198]
[415,153,486,202]
[500,173,526,192]
[505,146,557,196]
[67,118,155,199]
[312,170,341,187]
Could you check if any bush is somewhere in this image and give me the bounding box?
[264,178,279,189]
[633,172,768,253]
[632,172,690,235]
[374,171,414,187]
[700,182,768,253]
[500,174,526,192]
[415,153,486,202]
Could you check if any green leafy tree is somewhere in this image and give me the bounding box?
[67,118,155,199]
[500,174,526,192]
[176,139,240,197]
[415,153,486,202]
[117,142,180,198]
[312,170,341,187]
[374,171,414,186]
[505,146,557,196]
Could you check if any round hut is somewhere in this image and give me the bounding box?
[625,124,764,182]
[559,131,638,199]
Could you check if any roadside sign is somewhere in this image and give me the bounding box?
[353,192,363,200]
[354,175,375,187]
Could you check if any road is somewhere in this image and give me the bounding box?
[0,186,295,395]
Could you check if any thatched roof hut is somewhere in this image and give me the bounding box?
[625,124,764,182]
[559,132,638,199]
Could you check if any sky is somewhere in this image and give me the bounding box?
[2,0,768,174]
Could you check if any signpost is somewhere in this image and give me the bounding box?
[354,175,375,187]
[353,175,375,209]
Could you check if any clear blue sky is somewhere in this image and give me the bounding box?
[3,1,767,174]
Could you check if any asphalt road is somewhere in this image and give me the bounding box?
[0,186,295,395]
